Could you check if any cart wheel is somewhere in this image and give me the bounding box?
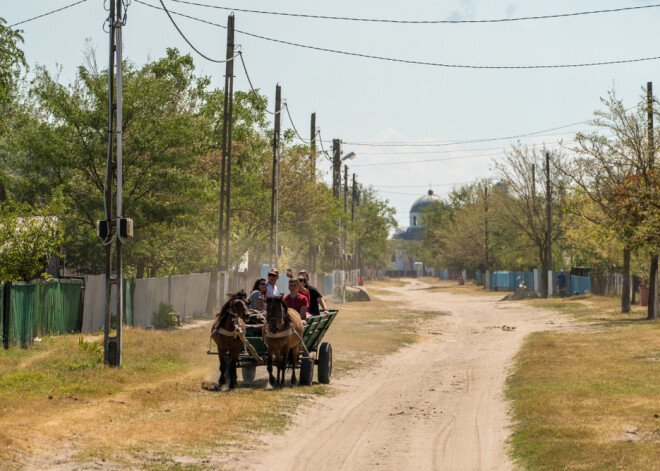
[317,342,332,384]
[242,365,256,384]
[300,357,314,386]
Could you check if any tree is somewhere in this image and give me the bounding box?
[492,145,567,297]
[564,89,656,313]
[0,192,67,281]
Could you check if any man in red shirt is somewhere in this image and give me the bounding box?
[283,279,309,320]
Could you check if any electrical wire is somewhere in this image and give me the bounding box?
[169,0,660,25]
[351,151,506,166]
[284,103,315,144]
[153,0,238,63]
[317,130,334,162]
[237,52,283,115]
[9,0,89,28]
[135,1,660,70]
[373,182,471,188]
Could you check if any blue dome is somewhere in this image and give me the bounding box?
[410,189,442,213]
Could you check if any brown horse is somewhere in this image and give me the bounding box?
[211,291,249,389]
[265,296,304,388]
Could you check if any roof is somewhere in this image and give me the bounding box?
[410,189,442,213]
[393,226,424,241]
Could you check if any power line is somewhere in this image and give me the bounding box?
[237,51,283,116]
[317,130,333,162]
[170,0,660,25]
[135,1,660,70]
[9,0,89,28]
[338,127,595,147]
[284,103,315,144]
[373,182,471,188]
[156,0,238,63]
[351,151,506,167]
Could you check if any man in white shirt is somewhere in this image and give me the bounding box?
[266,268,279,297]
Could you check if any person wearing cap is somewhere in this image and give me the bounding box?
[557,269,567,298]
[267,268,279,297]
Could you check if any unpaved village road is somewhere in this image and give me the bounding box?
[225,280,566,471]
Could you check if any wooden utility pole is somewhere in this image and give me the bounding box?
[269,84,281,267]
[648,81,658,319]
[484,185,489,291]
[216,15,234,309]
[546,151,552,298]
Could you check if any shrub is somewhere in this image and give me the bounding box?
[155,302,178,329]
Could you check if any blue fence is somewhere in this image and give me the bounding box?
[570,275,591,295]
[438,270,449,280]
[492,271,534,291]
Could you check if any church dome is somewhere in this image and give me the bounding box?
[410,189,442,213]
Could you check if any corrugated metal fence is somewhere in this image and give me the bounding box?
[1,279,83,348]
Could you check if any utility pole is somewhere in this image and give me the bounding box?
[343,164,349,278]
[546,151,553,299]
[270,84,282,267]
[352,173,357,278]
[309,112,317,273]
[332,139,341,268]
[648,81,658,319]
[484,185,489,291]
[102,0,127,366]
[310,112,316,180]
[216,15,234,310]
[351,173,356,223]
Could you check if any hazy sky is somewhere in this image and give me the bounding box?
[5,0,660,228]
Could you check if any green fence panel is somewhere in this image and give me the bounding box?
[0,283,4,348]
[5,279,83,348]
[10,282,37,348]
[125,278,134,327]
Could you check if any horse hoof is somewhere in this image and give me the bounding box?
[269,376,275,386]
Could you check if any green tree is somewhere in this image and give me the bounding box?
[0,192,67,281]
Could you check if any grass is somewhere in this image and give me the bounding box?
[507,294,660,470]
[0,277,441,469]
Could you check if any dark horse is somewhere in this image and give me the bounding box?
[265,296,304,388]
[211,291,249,389]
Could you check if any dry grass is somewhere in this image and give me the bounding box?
[507,295,660,470]
[0,277,443,469]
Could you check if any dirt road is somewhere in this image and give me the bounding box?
[226,280,565,471]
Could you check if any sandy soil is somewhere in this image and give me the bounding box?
[223,279,566,471]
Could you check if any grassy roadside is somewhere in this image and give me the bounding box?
[0,278,442,469]
[506,295,660,470]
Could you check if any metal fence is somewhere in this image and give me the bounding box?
[2,279,83,348]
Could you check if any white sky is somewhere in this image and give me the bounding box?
[5,0,660,228]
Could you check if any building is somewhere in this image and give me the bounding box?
[391,189,442,273]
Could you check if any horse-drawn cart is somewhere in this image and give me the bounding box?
[237,310,338,386]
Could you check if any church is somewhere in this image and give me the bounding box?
[390,189,442,274]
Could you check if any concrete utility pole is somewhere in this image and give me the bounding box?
[270,85,282,267]
[648,81,658,319]
[102,0,126,366]
[484,185,489,291]
[216,15,234,311]
[309,112,317,273]
[310,112,316,180]
[546,151,553,299]
[332,139,341,268]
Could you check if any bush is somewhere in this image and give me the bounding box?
[154,302,178,329]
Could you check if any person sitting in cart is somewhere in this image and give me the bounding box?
[296,270,329,317]
[283,278,309,320]
[266,268,279,297]
[249,278,268,312]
